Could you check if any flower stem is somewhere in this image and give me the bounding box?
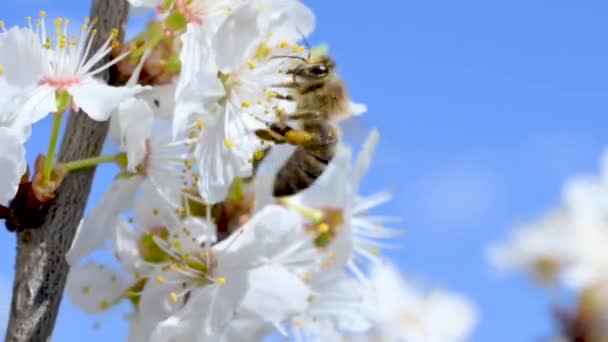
[58,154,123,172]
[132,24,165,59]
[43,112,64,181]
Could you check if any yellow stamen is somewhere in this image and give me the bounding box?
[39,11,47,18]
[241,100,251,108]
[156,275,165,284]
[81,286,91,294]
[153,208,159,215]
[0,64,3,76]
[170,292,178,303]
[247,60,256,70]
[224,139,234,149]
[26,16,32,23]
[196,118,205,130]
[111,28,119,38]
[279,40,289,49]
[254,150,265,160]
[216,277,226,285]
[317,223,330,234]
[99,300,110,310]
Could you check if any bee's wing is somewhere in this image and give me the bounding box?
[339,114,373,148]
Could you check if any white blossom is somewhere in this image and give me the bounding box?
[144,205,317,338]
[362,262,477,342]
[0,15,145,126]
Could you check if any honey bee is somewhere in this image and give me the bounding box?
[255,54,353,197]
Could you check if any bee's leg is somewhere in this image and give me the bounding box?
[274,93,295,101]
[285,130,313,146]
[255,128,286,144]
[272,82,300,89]
[279,111,324,122]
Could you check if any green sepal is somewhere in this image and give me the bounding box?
[55,90,71,113]
[165,12,188,32]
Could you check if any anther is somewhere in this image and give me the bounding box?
[216,277,226,285]
[39,11,47,18]
[156,275,165,284]
[317,223,330,234]
[170,292,178,303]
[224,139,234,149]
[99,300,110,310]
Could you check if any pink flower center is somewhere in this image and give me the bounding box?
[176,0,204,25]
[40,75,81,90]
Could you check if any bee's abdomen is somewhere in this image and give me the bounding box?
[273,147,333,197]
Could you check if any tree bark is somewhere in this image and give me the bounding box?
[5,1,130,341]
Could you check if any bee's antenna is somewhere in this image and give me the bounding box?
[270,55,308,63]
[296,26,311,59]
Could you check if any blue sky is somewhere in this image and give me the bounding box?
[2,0,608,341]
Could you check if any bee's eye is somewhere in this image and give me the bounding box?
[310,64,328,76]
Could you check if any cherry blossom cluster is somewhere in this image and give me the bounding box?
[488,151,608,340]
[0,1,478,341]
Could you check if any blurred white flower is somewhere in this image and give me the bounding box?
[362,262,477,342]
[487,210,577,284]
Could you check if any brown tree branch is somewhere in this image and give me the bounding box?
[5,1,130,341]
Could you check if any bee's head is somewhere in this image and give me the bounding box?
[288,55,336,81]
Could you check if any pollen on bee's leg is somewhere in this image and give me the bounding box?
[285,130,312,146]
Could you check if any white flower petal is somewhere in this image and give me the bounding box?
[139,83,176,119]
[241,265,310,325]
[352,128,379,193]
[70,78,146,121]
[174,71,224,138]
[0,27,47,87]
[13,85,56,128]
[65,261,128,314]
[128,0,162,8]
[134,182,176,230]
[196,111,254,204]
[139,274,182,325]
[349,101,367,116]
[112,217,145,271]
[212,3,260,72]
[177,25,215,96]
[117,98,154,171]
[0,127,26,206]
[257,0,316,44]
[66,176,142,264]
